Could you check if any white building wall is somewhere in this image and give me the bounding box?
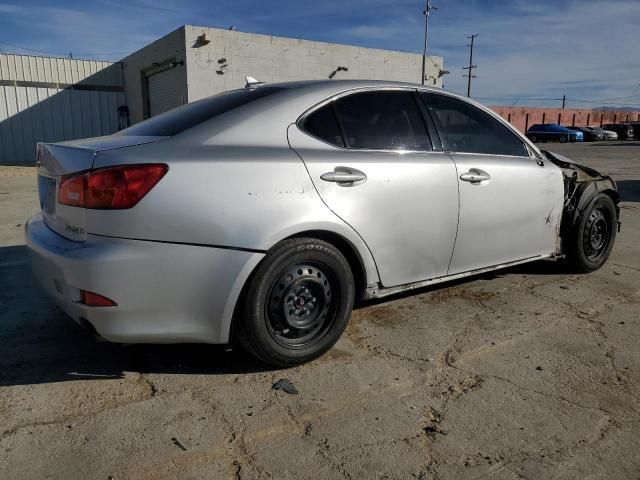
[183,25,444,103]
[0,54,124,164]
[120,27,187,124]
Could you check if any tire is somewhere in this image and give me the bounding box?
[567,193,617,273]
[236,238,355,367]
[559,135,568,143]
[530,135,538,143]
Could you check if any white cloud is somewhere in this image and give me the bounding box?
[340,0,640,106]
[0,0,637,107]
[0,2,180,58]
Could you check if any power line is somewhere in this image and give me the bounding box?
[567,99,640,106]
[0,40,130,58]
[472,96,640,107]
[470,88,640,106]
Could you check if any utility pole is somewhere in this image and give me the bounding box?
[562,94,566,109]
[462,34,478,97]
[421,0,437,85]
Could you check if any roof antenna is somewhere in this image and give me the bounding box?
[245,76,265,88]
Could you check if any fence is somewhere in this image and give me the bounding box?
[490,106,640,133]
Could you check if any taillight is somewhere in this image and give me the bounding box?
[58,175,85,207]
[58,164,168,209]
[80,290,117,307]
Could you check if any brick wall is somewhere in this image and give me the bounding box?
[490,106,640,133]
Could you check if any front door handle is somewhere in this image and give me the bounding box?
[321,167,367,185]
[460,169,491,183]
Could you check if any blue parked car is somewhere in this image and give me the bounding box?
[526,124,584,143]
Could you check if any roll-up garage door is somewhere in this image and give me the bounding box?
[147,67,183,117]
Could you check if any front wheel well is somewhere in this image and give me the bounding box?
[601,188,620,206]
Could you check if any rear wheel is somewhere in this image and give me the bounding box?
[559,134,568,143]
[236,238,355,367]
[567,193,617,272]
[529,135,538,143]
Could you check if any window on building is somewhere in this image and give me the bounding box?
[301,104,345,147]
[421,93,528,157]
[333,91,432,151]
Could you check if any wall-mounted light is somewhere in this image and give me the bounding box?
[329,66,349,79]
[217,57,229,75]
[196,33,210,46]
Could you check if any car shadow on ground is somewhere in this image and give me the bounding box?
[0,239,611,388]
[356,258,568,309]
[0,245,271,388]
[616,180,640,203]
[591,141,640,147]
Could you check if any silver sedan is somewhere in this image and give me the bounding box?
[26,80,620,366]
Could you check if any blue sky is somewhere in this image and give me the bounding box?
[1,0,639,107]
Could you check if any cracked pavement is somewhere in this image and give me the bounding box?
[1,143,639,479]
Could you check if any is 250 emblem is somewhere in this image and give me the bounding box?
[65,224,85,235]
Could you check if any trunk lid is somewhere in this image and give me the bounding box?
[36,135,167,242]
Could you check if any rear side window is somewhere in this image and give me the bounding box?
[302,104,345,147]
[422,93,528,156]
[117,87,283,137]
[333,91,431,151]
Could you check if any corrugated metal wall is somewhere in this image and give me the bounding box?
[0,54,125,165]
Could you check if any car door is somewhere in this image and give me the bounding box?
[419,92,564,275]
[288,88,459,288]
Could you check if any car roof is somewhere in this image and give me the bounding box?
[162,79,540,156]
[247,79,449,103]
[254,79,437,93]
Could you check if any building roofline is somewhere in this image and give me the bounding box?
[184,24,443,61]
[0,52,118,63]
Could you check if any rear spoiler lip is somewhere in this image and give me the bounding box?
[36,136,169,174]
[49,135,169,153]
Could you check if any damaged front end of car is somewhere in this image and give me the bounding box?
[543,150,621,257]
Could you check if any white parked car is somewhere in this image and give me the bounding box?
[587,126,618,140]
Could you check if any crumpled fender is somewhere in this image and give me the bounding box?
[542,150,621,245]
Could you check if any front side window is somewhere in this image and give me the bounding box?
[333,91,431,151]
[421,93,528,156]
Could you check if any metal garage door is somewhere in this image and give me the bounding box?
[147,67,183,117]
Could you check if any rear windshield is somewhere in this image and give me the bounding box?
[116,87,283,137]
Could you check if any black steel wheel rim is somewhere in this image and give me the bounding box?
[265,262,338,348]
[583,207,611,261]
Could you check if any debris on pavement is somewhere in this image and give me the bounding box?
[171,437,187,451]
[272,378,299,395]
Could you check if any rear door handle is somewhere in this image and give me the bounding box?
[460,169,491,183]
[321,167,367,185]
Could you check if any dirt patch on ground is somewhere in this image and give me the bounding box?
[423,287,497,308]
[2,144,640,479]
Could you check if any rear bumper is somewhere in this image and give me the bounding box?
[25,213,264,343]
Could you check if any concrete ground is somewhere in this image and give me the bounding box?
[1,143,639,479]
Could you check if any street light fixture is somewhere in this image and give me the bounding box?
[421,0,437,85]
